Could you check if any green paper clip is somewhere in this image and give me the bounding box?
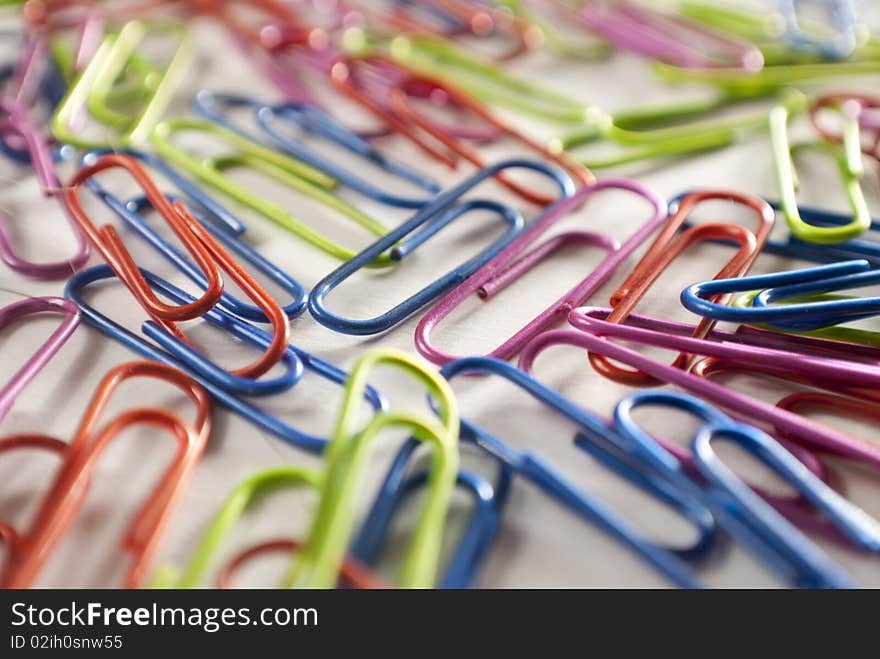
[151,117,398,265]
[51,21,190,148]
[770,102,871,244]
[288,348,459,589]
[152,467,323,588]
[556,89,808,171]
[346,29,598,126]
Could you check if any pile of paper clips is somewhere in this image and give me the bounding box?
[1,0,880,589]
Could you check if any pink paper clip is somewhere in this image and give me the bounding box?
[414,178,666,365]
[0,296,80,424]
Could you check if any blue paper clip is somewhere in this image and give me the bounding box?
[777,0,862,60]
[193,91,441,209]
[80,149,308,321]
[65,265,385,453]
[681,259,880,331]
[351,436,512,589]
[614,390,876,588]
[439,357,717,589]
[309,159,574,335]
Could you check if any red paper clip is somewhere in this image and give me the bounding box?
[63,153,290,381]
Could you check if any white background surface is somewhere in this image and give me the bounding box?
[2,4,880,588]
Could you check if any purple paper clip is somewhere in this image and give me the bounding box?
[519,307,880,471]
[414,178,666,365]
[0,296,80,424]
[577,0,763,71]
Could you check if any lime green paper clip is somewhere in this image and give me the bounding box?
[151,117,397,265]
[770,102,871,244]
[495,0,612,60]
[557,89,807,171]
[288,348,459,589]
[51,21,190,148]
[347,30,598,126]
[152,467,323,588]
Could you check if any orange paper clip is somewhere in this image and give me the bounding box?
[63,153,290,381]
[0,361,210,588]
[588,190,773,386]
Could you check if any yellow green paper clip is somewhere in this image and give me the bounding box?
[770,102,871,244]
[151,117,398,265]
[287,348,459,589]
[51,20,190,148]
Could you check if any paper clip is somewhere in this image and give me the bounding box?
[609,390,870,588]
[79,148,307,322]
[521,308,880,470]
[770,100,872,244]
[576,0,764,71]
[65,265,386,452]
[150,116,408,265]
[0,97,90,279]
[329,53,594,205]
[587,190,773,386]
[288,349,459,589]
[309,159,574,335]
[777,0,863,60]
[51,20,190,148]
[63,153,293,394]
[153,465,383,589]
[0,360,211,588]
[439,357,717,588]
[194,91,441,209]
[351,436,512,588]
[682,259,880,332]
[0,296,79,424]
[415,177,666,364]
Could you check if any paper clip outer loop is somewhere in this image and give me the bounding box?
[64,153,291,384]
[288,348,459,589]
[65,265,386,453]
[1,360,211,588]
[439,356,713,588]
[588,190,772,386]
[415,177,666,365]
[0,296,79,424]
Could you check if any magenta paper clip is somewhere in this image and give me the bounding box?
[414,178,666,365]
[0,98,90,279]
[518,308,880,471]
[577,0,763,71]
[0,296,80,424]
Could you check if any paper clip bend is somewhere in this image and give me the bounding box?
[351,435,512,589]
[439,357,717,588]
[51,20,190,148]
[810,92,880,161]
[1,360,211,588]
[192,90,441,209]
[588,190,773,386]
[65,265,386,452]
[64,153,292,390]
[151,116,404,265]
[0,296,79,424]
[777,0,863,60]
[611,390,867,588]
[288,348,459,589]
[682,259,880,332]
[770,102,871,244]
[308,159,574,335]
[80,148,307,322]
[415,177,666,365]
